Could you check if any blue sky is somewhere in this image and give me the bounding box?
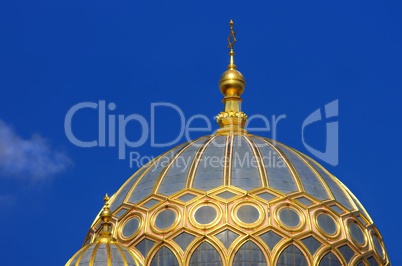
[0,1,401,265]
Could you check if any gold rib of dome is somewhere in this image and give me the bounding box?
[68,21,390,266]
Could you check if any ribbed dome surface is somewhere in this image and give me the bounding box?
[83,133,389,265]
[107,134,366,218]
[66,242,141,266]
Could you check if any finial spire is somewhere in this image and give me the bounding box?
[228,20,236,69]
[228,20,236,49]
[104,193,109,204]
[94,194,116,243]
[216,20,247,133]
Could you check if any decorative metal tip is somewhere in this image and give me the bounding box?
[104,194,109,203]
[217,20,247,133]
[227,20,236,50]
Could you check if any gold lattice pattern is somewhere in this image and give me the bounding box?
[84,186,389,265]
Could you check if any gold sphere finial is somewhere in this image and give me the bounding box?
[95,193,115,243]
[220,19,245,94]
[217,20,247,133]
[100,194,112,223]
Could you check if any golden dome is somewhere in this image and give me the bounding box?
[84,133,389,265]
[75,21,389,266]
[65,242,142,266]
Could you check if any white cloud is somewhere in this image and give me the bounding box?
[0,120,73,180]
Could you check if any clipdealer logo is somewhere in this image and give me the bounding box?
[64,100,338,166]
[302,100,339,166]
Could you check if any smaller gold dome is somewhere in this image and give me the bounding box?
[65,195,143,266]
[65,242,142,266]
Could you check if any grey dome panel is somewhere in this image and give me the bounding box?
[231,136,261,190]
[110,165,149,212]
[192,136,226,191]
[158,138,206,195]
[128,145,183,204]
[189,242,222,266]
[303,155,354,210]
[106,134,364,219]
[151,246,179,266]
[67,243,140,266]
[276,143,330,200]
[252,137,297,193]
[233,241,266,265]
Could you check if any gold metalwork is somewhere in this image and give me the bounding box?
[95,194,115,243]
[369,228,386,260]
[150,205,181,233]
[86,185,390,265]
[189,202,223,229]
[274,203,306,232]
[217,20,248,133]
[83,133,390,265]
[118,215,142,241]
[347,218,368,248]
[222,135,231,186]
[65,195,143,266]
[231,201,265,228]
[228,20,236,50]
[313,211,341,238]
[70,22,391,266]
